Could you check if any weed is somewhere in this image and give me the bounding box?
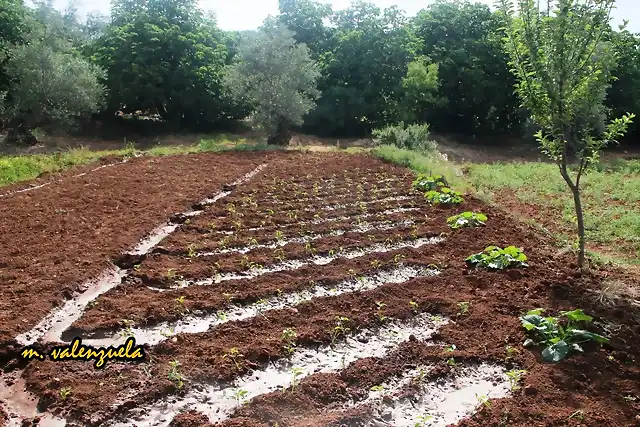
[59,387,72,401]
[505,345,520,358]
[281,328,297,356]
[520,308,608,362]
[447,211,488,229]
[505,369,527,391]
[167,360,185,390]
[466,246,528,270]
[425,187,464,205]
[222,347,244,370]
[457,302,470,316]
[329,316,351,346]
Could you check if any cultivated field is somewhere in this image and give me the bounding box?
[0,152,638,427]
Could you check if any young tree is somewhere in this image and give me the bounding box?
[223,17,320,145]
[497,0,635,268]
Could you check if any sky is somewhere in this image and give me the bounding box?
[52,0,640,33]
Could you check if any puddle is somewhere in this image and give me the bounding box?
[170,236,445,289]
[108,313,449,427]
[197,219,415,256]
[79,265,439,347]
[13,165,268,346]
[0,376,67,427]
[363,364,511,426]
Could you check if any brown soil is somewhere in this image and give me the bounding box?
[0,152,280,350]
[1,152,639,427]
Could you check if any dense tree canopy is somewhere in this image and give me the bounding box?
[0,0,638,143]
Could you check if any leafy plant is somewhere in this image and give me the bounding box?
[520,308,609,362]
[505,369,527,391]
[59,387,72,401]
[186,244,197,258]
[409,300,419,313]
[372,122,438,155]
[476,393,491,408]
[414,413,434,427]
[412,173,448,192]
[233,388,249,404]
[167,360,185,390]
[281,328,297,356]
[329,316,351,346]
[290,367,304,391]
[457,302,470,316]
[465,246,528,270]
[222,347,244,370]
[424,187,464,205]
[447,212,487,229]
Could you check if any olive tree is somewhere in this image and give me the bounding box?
[497,0,635,268]
[3,27,105,144]
[223,17,320,145]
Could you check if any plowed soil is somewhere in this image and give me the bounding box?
[1,151,639,427]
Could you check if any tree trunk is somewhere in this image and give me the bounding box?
[267,118,292,146]
[559,154,586,269]
[5,118,38,146]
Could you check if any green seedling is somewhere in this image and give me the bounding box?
[466,246,528,270]
[290,367,304,391]
[330,316,351,346]
[255,298,269,314]
[160,328,175,338]
[412,174,448,192]
[568,410,585,421]
[222,347,244,370]
[165,268,176,279]
[445,344,457,352]
[370,259,382,269]
[409,300,419,313]
[375,312,388,324]
[133,264,141,272]
[249,238,259,246]
[217,311,228,321]
[186,244,197,258]
[222,293,234,303]
[446,357,457,367]
[457,302,470,316]
[476,393,491,408]
[394,254,406,265]
[520,308,608,363]
[370,385,385,392]
[274,230,284,241]
[424,187,464,205]
[304,242,316,255]
[505,369,527,391]
[175,296,188,313]
[167,360,185,390]
[59,387,72,401]
[274,248,286,261]
[119,319,135,338]
[233,388,249,404]
[505,345,520,358]
[447,212,488,229]
[281,328,297,356]
[414,414,434,427]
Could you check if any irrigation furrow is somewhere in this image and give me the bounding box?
[79,265,439,347]
[210,207,422,236]
[165,236,445,290]
[196,220,415,256]
[362,364,511,427]
[13,164,269,346]
[108,313,449,427]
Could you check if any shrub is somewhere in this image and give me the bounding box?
[447,212,487,229]
[424,187,464,205]
[372,122,438,155]
[466,245,528,269]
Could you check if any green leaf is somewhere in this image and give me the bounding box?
[561,309,593,323]
[542,341,569,363]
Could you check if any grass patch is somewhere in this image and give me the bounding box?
[464,161,640,265]
[372,144,462,187]
[0,136,283,188]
